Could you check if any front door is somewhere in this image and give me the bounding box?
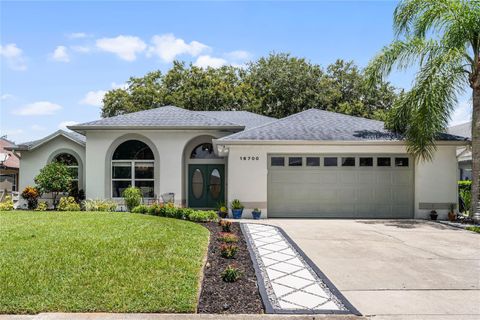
[188,164,225,208]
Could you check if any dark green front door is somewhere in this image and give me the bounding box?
[188,164,225,208]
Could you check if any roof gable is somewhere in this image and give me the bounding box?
[69,105,244,130]
[7,130,86,151]
[219,108,466,142]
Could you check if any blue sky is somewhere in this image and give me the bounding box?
[0,0,472,143]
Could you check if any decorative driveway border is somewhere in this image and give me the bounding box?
[241,223,361,315]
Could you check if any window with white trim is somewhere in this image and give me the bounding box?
[112,140,155,198]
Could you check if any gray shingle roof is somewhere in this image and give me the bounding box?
[7,130,86,151]
[447,122,471,139]
[219,108,467,142]
[197,111,275,129]
[69,106,244,130]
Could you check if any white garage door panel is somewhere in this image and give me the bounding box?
[268,155,414,218]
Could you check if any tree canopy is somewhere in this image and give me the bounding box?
[102,53,398,120]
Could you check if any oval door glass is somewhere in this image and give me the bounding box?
[192,169,204,199]
[209,169,221,200]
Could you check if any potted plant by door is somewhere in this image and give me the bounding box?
[252,208,261,220]
[448,203,457,222]
[430,209,438,221]
[231,199,244,219]
[218,205,228,219]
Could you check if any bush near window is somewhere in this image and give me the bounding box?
[57,197,80,211]
[131,204,149,214]
[34,162,72,209]
[83,199,117,212]
[122,186,142,212]
[0,195,14,211]
[21,186,40,210]
[35,201,49,211]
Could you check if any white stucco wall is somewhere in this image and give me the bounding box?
[221,143,459,219]
[84,129,229,204]
[18,135,86,198]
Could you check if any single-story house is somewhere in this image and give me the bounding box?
[0,136,20,196]
[7,105,469,219]
[447,122,472,180]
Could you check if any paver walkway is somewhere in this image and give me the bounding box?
[242,223,359,315]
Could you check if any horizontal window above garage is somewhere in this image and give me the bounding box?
[269,155,411,169]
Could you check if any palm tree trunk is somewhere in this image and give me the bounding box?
[471,85,480,221]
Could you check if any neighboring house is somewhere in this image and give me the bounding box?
[447,122,472,180]
[7,106,469,219]
[0,136,20,198]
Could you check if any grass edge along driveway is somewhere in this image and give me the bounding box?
[0,211,210,314]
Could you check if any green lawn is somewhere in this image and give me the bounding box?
[0,211,210,314]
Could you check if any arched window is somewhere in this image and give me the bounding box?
[190,143,219,159]
[54,153,79,187]
[112,140,155,198]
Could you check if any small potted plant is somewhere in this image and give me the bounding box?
[217,202,228,219]
[430,209,438,221]
[231,199,244,219]
[448,203,456,222]
[252,208,261,220]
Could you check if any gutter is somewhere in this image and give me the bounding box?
[68,125,245,135]
[213,139,469,146]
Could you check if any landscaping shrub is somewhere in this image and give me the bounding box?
[34,162,72,209]
[147,203,162,216]
[132,204,149,214]
[57,196,80,211]
[458,180,472,213]
[221,264,242,282]
[122,186,142,212]
[21,186,40,210]
[219,220,232,232]
[0,195,14,211]
[163,203,179,218]
[83,199,117,212]
[35,201,48,211]
[220,244,238,259]
[218,232,238,243]
[179,207,195,220]
[188,210,217,222]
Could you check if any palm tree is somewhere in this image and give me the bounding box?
[366,0,479,219]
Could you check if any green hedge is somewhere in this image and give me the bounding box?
[131,203,218,223]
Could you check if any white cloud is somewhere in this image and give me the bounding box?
[13,101,62,116]
[0,43,27,71]
[70,45,91,53]
[80,90,107,107]
[147,33,209,62]
[194,55,227,68]
[52,46,70,62]
[58,121,78,130]
[449,100,472,126]
[0,129,24,141]
[226,50,252,61]
[96,35,146,61]
[1,94,14,100]
[68,32,89,39]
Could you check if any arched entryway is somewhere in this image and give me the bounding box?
[183,136,226,209]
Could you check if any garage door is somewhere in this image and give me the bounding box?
[268,154,413,218]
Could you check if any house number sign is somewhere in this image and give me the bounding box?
[240,156,260,161]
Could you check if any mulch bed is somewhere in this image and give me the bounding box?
[197,221,264,314]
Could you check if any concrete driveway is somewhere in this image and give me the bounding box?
[261,219,480,320]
